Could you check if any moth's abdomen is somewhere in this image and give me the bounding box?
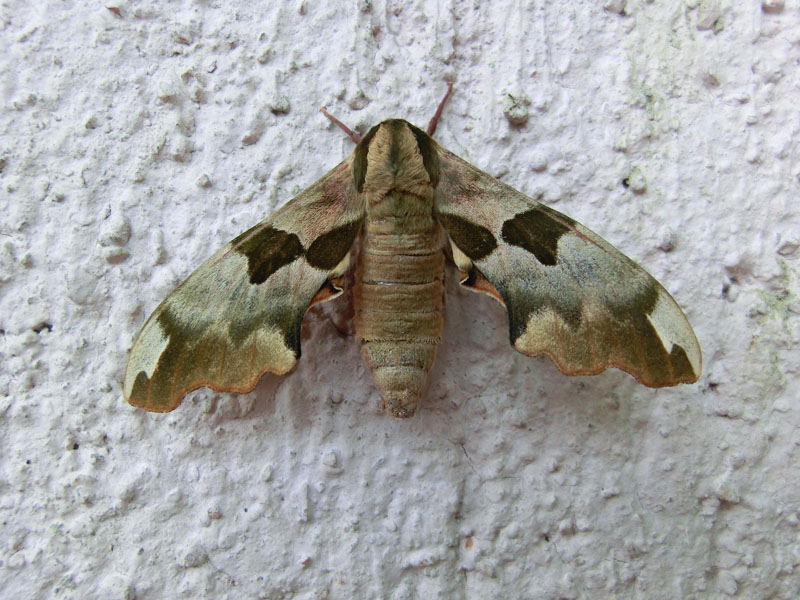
[354,200,444,418]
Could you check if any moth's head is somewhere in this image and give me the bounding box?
[352,119,440,196]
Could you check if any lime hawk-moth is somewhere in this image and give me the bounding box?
[124,84,701,418]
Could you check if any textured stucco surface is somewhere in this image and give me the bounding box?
[2,1,799,598]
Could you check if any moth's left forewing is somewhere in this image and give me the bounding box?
[124,158,364,412]
[433,142,701,387]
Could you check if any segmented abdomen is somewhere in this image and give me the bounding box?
[353,195,444,418]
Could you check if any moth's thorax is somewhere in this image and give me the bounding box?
[366,190,436,231]
[362,190,443,258]
[356,119,440,199]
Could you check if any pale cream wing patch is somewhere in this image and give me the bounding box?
[433,143,701,387]
[124,158,364,412]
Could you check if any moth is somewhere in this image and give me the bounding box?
[124,84,701,418]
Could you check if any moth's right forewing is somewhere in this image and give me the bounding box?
[124,158,364,412]
[433,142,701,388]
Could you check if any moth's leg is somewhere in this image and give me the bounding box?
[427,82,453,136]
[316,273,356,337]
[320,107,361,144]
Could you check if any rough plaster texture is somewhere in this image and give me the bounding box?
[1,1,799,598]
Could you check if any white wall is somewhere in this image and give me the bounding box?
[1,1,798,598]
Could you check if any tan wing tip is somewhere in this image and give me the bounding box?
[510,290,702,389]
[513,341,702,389]
[123,360,296,413]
